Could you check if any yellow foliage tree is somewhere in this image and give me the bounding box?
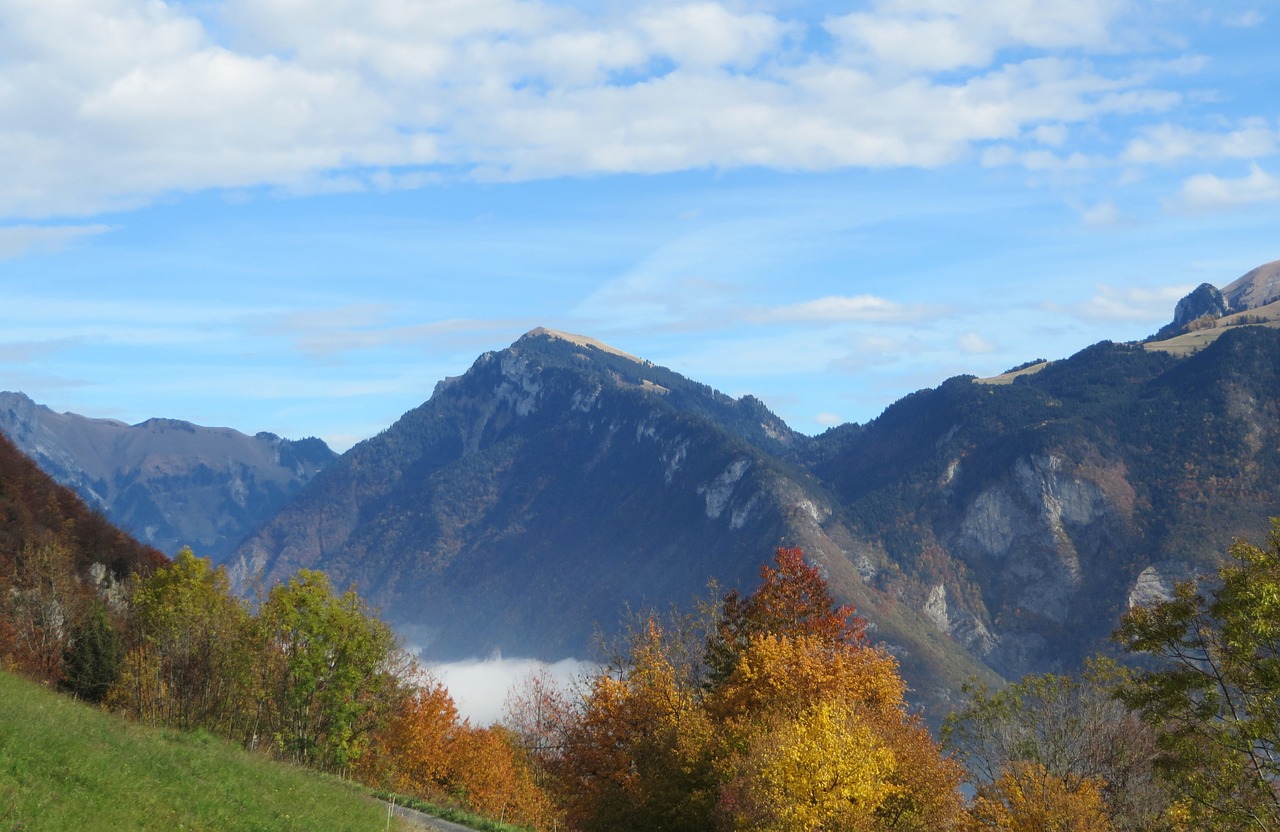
[709,632,964,831]
[555,618,717,832]
[721,700,898,832]
[969,761,1112,832]
[553,549,966,832]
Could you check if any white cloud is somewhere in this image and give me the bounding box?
[1177,163,1280,210]
[957,332,997,353]
[0,224,112,259]
[826,0,1124,72]
[1064,283,1195,322]
[1123,119,1280,164]
[814,412,843,427]
[433,656,594,726]
[761,294,939,324]
[1223,10,1264,28]
[0,0,1213,218]
[1081,199,1121,227]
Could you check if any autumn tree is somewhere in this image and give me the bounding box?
[706,546,863,684]
[943,659,1169,831]
[359,677,461,795]
[1116,520,1280,830]
[556,617,718,832]
[504,665,575,771]
[554,547,964,832]
[708,630,964,831]
[968,761,1113,832]
[448,725,558,830]
[2,540,83,684]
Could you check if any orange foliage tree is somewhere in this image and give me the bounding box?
[360,673,558,830]
[448,725,557,829]
[553,547,965,832]
[358,677,460,794]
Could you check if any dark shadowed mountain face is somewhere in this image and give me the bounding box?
[233,316,1280,709]
[230,329,997,712]
[229,329,821,650]
[0,393,336,560]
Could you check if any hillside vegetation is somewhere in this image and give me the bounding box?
[0,670,402,832]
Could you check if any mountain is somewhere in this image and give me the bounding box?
[231,261,1280,707]
[231,327,996,710]
[0,392,336,560]
[804,325,1280,678]
[0,429,166,579]
[1222,258,1280,311]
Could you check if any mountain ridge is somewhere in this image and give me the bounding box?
[0,392,337,560]
[9,259,1280,716]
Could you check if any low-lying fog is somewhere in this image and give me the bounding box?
[429,656,597,725]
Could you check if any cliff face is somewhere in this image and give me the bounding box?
[0,393,335,559]
[808,327,1280,680]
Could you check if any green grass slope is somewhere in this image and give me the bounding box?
[0,671,405,832]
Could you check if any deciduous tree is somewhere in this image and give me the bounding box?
[943,659,1168,831]
[1116,520,1280,830]
[258,569,406,772]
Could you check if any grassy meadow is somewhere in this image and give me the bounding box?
[0,670,408,832]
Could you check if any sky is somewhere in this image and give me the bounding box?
[2,0,1279,452]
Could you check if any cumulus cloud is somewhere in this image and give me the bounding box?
[1123,119,1280,164]
[0,224,112,259]
[1177,163,1280,210]
[956,332,997,354]
[0,0,1215,219]
[760,295,942,324]
[826,0,1124,72]
[1063,284,1195,322]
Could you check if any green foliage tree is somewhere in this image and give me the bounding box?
[108,548,257,739]
[258,569,406,772]
[61,598,124,703]
[1116,520,1280,830]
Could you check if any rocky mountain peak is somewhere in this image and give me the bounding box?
[1172,283,1230,328]
[519,326,651,366]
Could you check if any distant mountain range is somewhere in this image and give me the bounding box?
[7,260,1280,714]
[0,393,335,560]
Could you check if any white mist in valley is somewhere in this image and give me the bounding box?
[430,656,597,725]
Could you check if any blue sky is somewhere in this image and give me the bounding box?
[1,0,1278,451]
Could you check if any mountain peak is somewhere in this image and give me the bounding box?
[519,327,649,366]
[1222,258,1280,312]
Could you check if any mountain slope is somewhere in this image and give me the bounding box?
[0,392,336,559]
[231,329,995,710]
[0,430,166,580]
[805,326,1280,678]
